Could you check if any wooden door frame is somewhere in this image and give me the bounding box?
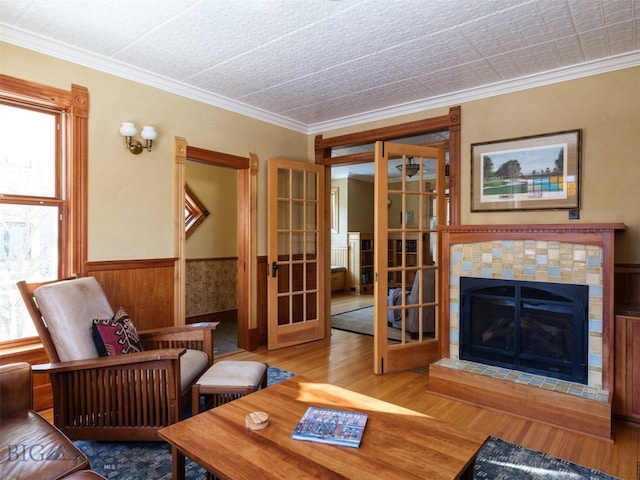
[314,106,461,348]
[173,138,256,350]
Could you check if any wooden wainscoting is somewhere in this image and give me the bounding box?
[330,245,349,269]
[86,258,176,330]
[248,256,268,351]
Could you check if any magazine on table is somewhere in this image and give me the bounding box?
[291,406,368,448]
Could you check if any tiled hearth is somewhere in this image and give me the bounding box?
[435,358,609,402]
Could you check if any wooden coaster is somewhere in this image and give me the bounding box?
[245,411,269,430]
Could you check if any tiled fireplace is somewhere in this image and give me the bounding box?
[430,223,624,439]
[450,239,603,388]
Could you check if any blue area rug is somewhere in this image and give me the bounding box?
[75,367,618,480]
[75,366,295,479]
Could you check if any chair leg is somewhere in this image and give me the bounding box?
[261,365,268,389]
[192,385,201,415]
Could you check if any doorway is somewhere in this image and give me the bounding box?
[185,161,240,355]
[174,139,254,355]
[328,164,375,324]
[317,108,461,373]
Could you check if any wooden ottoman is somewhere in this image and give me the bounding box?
[192,360,268,414]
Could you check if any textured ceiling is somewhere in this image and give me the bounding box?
[1,0,639,133]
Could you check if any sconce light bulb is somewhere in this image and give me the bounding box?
[119,122,137,137]
[140,125,157,140]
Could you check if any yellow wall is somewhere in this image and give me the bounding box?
[317,67,640,263]
[0,42,308,259]
[185,162,237,258]
[347,178,374,234]
[3,42,639,263]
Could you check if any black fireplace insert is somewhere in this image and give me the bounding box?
[459,277,589,384]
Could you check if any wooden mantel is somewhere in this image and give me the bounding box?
[438,222,625,236]
[432,222,625,440]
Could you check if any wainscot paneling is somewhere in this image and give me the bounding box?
[248,256,268,351]
[86,258,176,330]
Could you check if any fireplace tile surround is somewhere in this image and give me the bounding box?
[437,224,625,397]
[448,239,604,388]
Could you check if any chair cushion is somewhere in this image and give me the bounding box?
[180,349,209,392]
[195,360,267,388]
[92,308,143,356]
[34,277,114,362]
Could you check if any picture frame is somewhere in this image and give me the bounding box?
[471,130,581,212]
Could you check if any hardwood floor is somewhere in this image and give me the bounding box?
[228,328,639,480]
[331,292,373,316]
[37,294,638,478]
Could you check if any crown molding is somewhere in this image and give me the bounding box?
[3,24,639,136]
[0,25,309,134]
[307,50,640,134]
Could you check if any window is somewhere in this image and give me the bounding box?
[0,103,62,340]
[185,184,209,239]
[0,75,89,343]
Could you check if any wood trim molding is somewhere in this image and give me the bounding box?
[314,112,455,153]
[186,146,250,169]
[438,223,625,235]
[314,106,461,226]
[0,74,89,278]
[176,142,255,348]
[175,137,187,325]
[86,258,176,271]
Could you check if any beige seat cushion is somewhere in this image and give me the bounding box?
[196,361,267,389]
[180,349,209,391]
[34,277,114,362]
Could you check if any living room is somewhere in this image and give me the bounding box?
[1,2,639,479]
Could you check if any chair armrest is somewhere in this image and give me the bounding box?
[0,362,32,415]
[31,348,187,374]
[138,321,218,336]
[138,322,217,366]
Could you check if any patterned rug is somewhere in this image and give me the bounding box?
[75,366,295,479]
[74,367,619,480]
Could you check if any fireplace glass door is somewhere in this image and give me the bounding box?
[460,277,589,384]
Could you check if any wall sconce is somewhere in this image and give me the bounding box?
[119,122,157,154]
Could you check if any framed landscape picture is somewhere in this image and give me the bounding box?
[471,130,581,211]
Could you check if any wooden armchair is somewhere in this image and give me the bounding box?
[17,277,217,442]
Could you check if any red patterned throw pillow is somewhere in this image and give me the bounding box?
[92,308,143,356]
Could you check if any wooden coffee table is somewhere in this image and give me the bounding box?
[159,375,487,479]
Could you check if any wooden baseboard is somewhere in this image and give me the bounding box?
[429,363,612,441]
[186,310,238,324]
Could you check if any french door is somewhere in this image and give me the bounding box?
[267,158,325,349]
[374,142,447,373]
